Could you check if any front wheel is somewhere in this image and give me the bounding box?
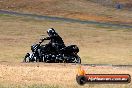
[23,53,30,62]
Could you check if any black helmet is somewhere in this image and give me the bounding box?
[47,28,56,36]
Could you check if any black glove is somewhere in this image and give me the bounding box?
[40,37,50,42]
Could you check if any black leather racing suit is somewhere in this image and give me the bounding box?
[42,34,65,53]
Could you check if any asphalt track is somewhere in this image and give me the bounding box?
[0,10,132,29]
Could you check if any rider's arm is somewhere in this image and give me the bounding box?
[41,37,51,42]
[39,37,50,44]
[44,37,51,40]
[41,35,58,42]
[44,35,58,40]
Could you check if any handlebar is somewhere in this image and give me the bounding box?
[39,37,49,44]
[39,38,46,44]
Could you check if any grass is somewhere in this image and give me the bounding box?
[0,84,59,88]
[0,15,132,64]
[0,62,131,88]
[0,15,132,88]
[0,1,132,87]
[0,14,12,17]
[0,0,132,24]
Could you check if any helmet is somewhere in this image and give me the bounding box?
[47,28,56,36]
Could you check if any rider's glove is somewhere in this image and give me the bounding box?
[40,38,45,41]
[40,37,50,42]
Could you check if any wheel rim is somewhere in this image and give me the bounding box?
[24,57,30,62]
[72,56,81,64]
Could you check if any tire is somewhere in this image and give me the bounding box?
[76,75,87,85]
[35,57,39,62]
[72,55,81,64]
[42,56,46,62]
[23,53,30,62]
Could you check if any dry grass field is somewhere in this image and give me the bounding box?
[0,14,132,88]
[0,0,132,88]
[0,0,132,24]
[0,14,132,64]
[0,62,132,88]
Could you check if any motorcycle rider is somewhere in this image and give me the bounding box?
[41,28,65,53]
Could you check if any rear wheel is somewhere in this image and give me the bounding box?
[71,55,81,64]
[63,55,81,64]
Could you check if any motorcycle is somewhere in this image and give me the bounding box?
[23,38,81,63]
